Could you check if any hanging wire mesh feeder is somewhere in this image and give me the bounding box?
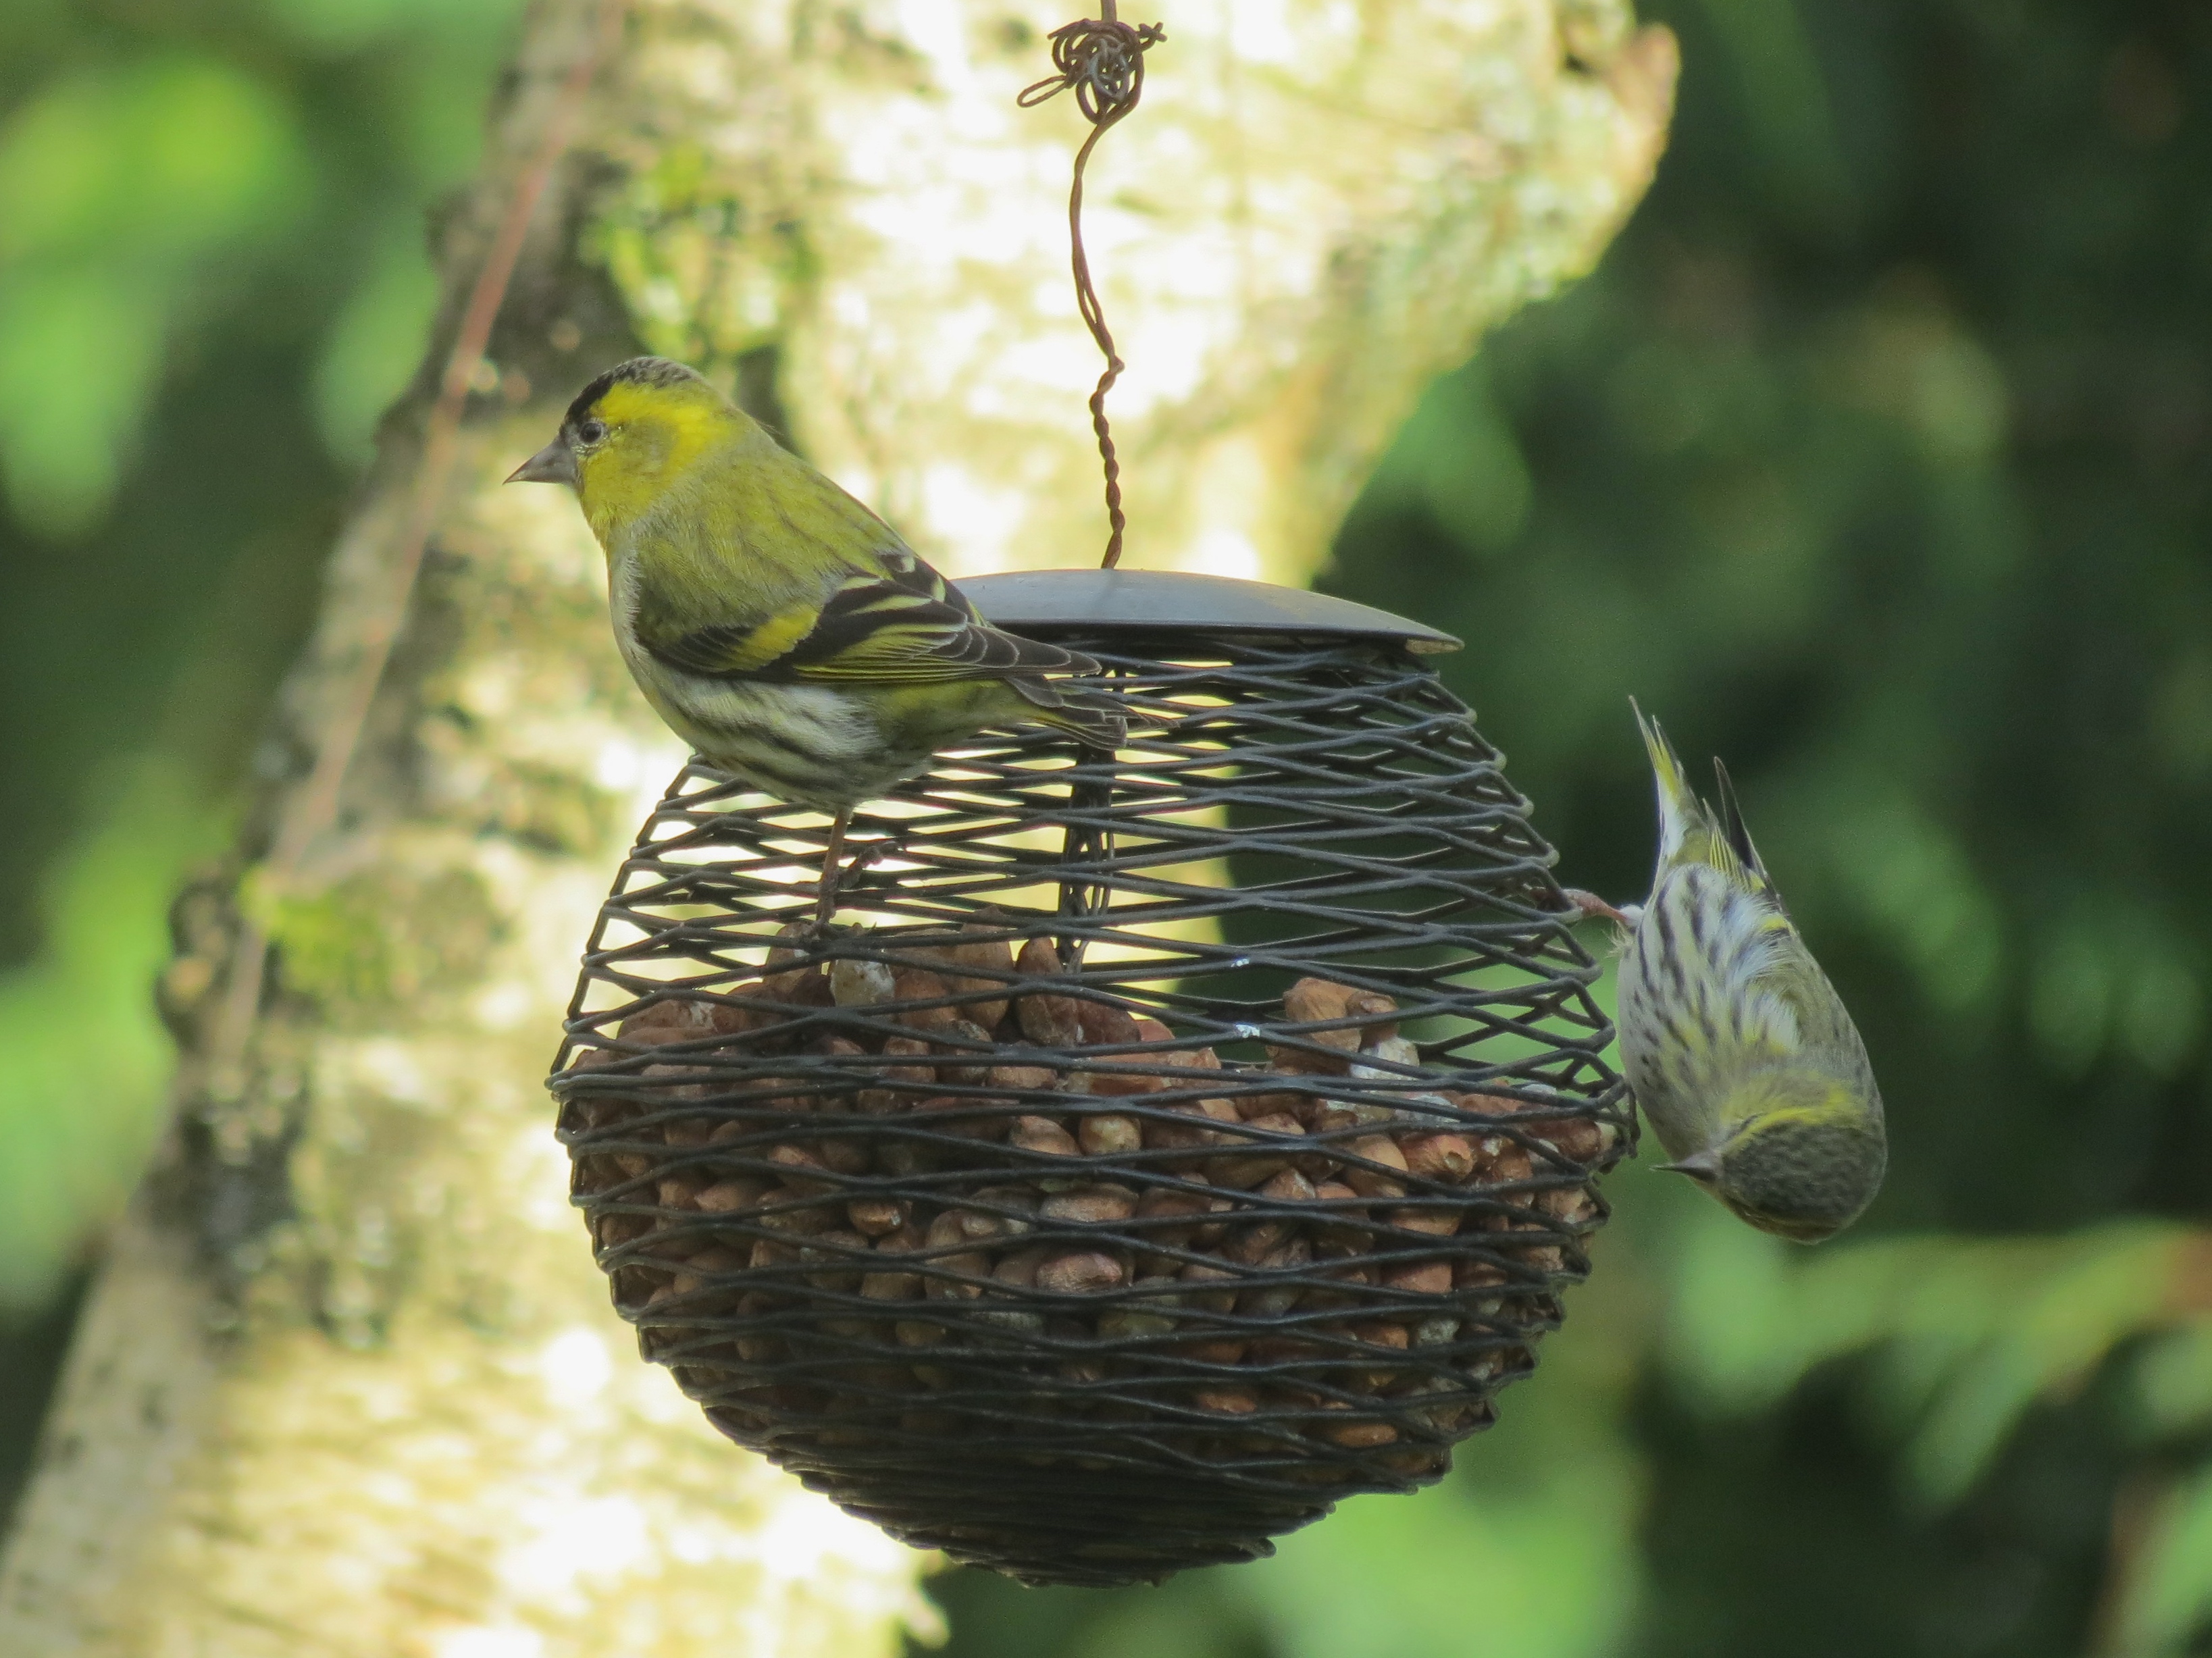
[548,5,1630,1588]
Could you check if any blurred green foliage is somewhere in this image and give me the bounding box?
[3,0,2212,1655]
[0,0,523,1303]
[0,760,220,1304]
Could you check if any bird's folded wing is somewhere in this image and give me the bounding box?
[1760,940,1871,1074]
[644,554,1100,684]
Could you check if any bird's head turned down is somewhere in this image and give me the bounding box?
[1658,1072,1886,1244]
[507,357,758,522]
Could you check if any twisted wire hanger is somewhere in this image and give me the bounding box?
[1019,1,1165,571]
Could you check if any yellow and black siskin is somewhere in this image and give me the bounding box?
[511,356,1148,923]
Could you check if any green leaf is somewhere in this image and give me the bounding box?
[0,57,307,263]
[0,55,312,536]
[263,0,515,55]
[1243,1372,1643,1658]
[313,214,439,461]
[0,758,222,1307]
[1901,1227,2176,1503]
[0,265,168,538]
[2134,1324,2212,1439]
[1664,1199,1805,1414]
[2115,1462,2212,1657]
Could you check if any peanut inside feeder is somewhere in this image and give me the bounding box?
[551,569,1630,1587]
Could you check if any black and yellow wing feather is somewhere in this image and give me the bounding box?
[643,550,1100,688]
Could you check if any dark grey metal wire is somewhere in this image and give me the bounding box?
[550,631,1629,1586]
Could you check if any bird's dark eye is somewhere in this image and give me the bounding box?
[576,418,609,446]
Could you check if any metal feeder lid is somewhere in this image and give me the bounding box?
[959,567,1461,654]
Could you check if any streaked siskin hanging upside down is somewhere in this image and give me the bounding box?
[1564,702,1886,1242]
[510,356,1148,925]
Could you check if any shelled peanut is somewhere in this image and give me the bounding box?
[561,950,1617,1466]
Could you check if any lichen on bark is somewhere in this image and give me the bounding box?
[0,1,1672,1652]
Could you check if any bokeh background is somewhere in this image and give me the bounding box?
[5,1,2211,1654]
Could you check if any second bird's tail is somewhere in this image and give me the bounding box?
[1632,696,1697,864]
[1631,698,1775,898]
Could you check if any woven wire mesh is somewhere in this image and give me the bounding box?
[551,629,1630,1586]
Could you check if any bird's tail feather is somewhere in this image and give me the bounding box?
[1009,674,1175,747]
[1029,704,1130,746]
[1632,701,1773,898]
[1712,758,1770,880]
[1631,696,1695,863]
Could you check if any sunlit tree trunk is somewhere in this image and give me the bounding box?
[0,1,1673,1651]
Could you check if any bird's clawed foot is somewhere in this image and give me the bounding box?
[1558,887,1643,928]
[825,841,891,918]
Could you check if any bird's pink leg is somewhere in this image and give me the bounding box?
[1558,887,1641,927]
[815,808,851,931]
[815,811,896,929]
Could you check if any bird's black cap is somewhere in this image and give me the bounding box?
[563,356,706,428]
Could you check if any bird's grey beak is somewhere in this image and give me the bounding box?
[507,438,577,486]
[1654,1149,1724,1183]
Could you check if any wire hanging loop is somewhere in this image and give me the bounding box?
[1019,4,1164,571]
